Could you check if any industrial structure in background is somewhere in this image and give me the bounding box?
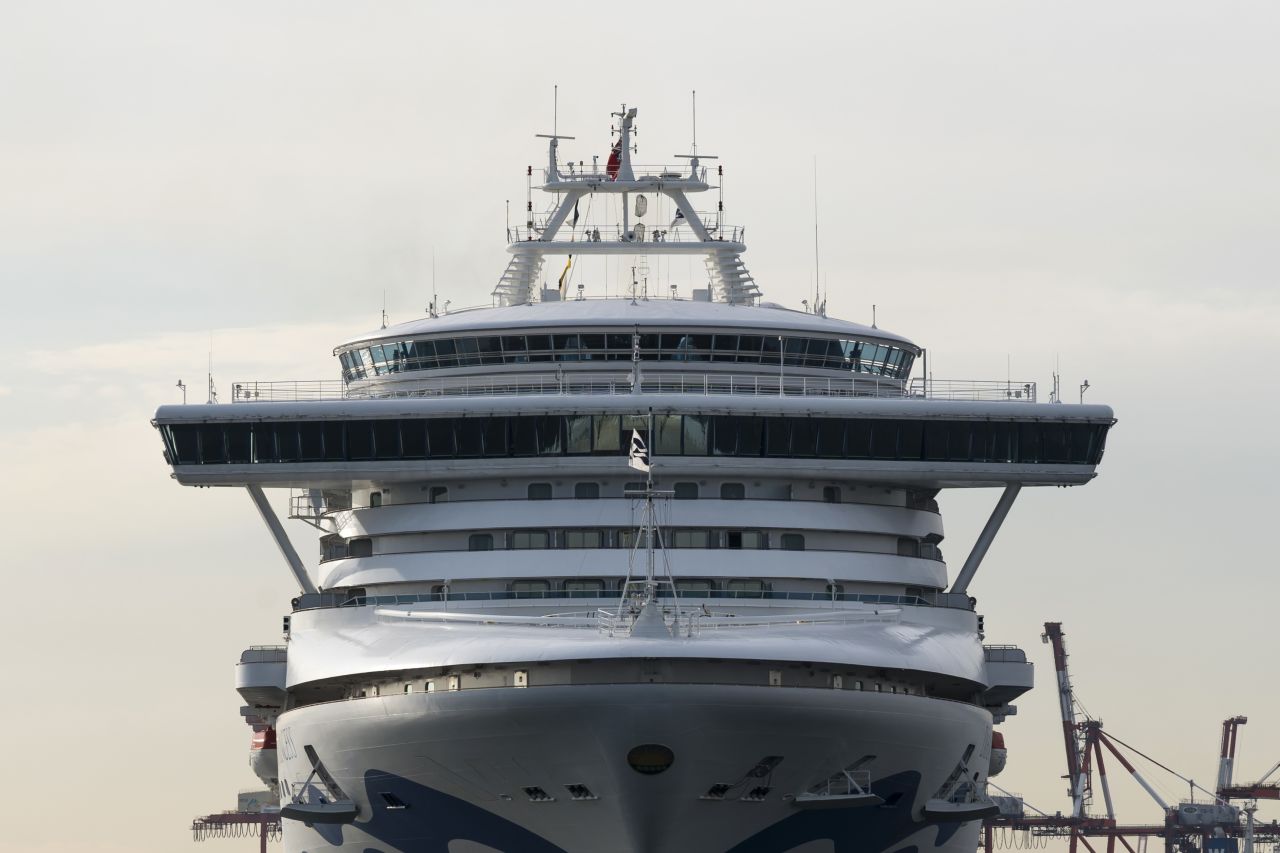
[982,623,1280,852]
[191,646,285,851]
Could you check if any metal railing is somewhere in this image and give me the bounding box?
[908,378,1037,402]
[543,163,708,184]
[239,645,287,664]
[231,375,1037,404]
[233,373,909,402]
[506,224,744,244]
[293,589,974,612]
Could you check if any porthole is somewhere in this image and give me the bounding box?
[627,744,675,775]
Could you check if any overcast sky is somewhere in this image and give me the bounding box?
[3,2,1279,850]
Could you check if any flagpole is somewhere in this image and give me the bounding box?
[646,407,655,595]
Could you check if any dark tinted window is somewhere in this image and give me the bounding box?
[161,414,1111,469]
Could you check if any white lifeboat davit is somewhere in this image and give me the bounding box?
[989,730,1007,777]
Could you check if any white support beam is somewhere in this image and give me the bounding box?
[949,483,1021,595]
[247,485,319,595]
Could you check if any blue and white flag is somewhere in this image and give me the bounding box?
[628,429,650,472]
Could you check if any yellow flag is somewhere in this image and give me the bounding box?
[558,255,573,296]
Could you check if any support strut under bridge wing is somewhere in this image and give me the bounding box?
[247,485,319,595]
[949,483,1021,595]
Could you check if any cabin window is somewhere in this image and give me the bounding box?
[673,482,699,500]
[564,578,606,595]
[348,538,373,558]
[369,491,382,507]
[675,579,715,594]
[726,579,766,595]
[510,580,550,594]
[671,529,714,548]
[528,483,553,500]
[623,481,645,495]
[822,486,841,504]
[720,482,745,500]
[897,538,921,557]
[574,482,600,499]
[468,533,494,551]
[617,529,650,549]
[428,486,448,504]
[725,530,764,550]
[564,529,604,549]
[780,533,806,551]
[511,530,550,549]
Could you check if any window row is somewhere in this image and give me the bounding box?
[410,482,854,505]
[337,331,916,380]
[331,581,933,606]
[325,529,807,560]
[163,413,1109,466]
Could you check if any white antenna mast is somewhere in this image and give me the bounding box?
[206,334,217,404]
[813,156,820,310]
[691,89,697,155]
[429,248,438,317]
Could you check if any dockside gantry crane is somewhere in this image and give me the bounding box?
[981,622,1280,853]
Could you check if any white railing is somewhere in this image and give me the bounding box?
[908,378,1037,402]
[506,224,744,244]
[543,163,708,184]
[230,375,1039,404]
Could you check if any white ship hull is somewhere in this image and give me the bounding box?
[277,683,991,853]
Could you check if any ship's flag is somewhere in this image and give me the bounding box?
[606,137,622,181]
[558,255,573,296]
[628,430,650,472]
[670,208,686,228]
[571,199,580,228]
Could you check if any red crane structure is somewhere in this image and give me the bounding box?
[1217,717,1280,804]
[981,622,1280,853]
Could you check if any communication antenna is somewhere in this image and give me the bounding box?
[691,89,697,155]
[206,335,218,404]
[813,156,820,310]
[381,290,388,329]
[872,304,877,329]
[553,83,558,137]
[428,248,438,317]
[176,379,187,404]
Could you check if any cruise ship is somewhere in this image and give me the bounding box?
[153,106,1116,853]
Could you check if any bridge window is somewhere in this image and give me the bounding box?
[468,533,494,551]
[161,415,1110,468]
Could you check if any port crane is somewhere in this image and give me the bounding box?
[981,622,1280,853]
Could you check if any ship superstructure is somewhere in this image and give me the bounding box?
[154,106,1115,853]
